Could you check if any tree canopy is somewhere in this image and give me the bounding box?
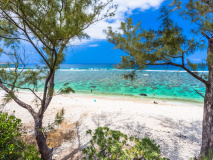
[0,0,116,159]
[106,6,208,85]
[0,0,116,113]
[105,0,213,156]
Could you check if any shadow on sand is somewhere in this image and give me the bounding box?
[59,111,202,160]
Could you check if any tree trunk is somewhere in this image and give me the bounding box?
[201,86,213,155]
[35,118,53,160]
[200,37,213,156]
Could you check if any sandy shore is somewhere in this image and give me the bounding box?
[0,92,203,160]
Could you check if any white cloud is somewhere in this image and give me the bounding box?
[83,0,164,43]
[89,44,99,47]
[192,59,201,62]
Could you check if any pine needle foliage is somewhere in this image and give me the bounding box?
[105,7,205,71]
[105,1,213,156]
[58,83,75,94]
[44,108,65,131]
[0,0,116,159]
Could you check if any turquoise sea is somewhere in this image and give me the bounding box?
[29,64,206,102]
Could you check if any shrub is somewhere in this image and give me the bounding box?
[0,111,40,160]
[83,127,169,160]
[200,150,213,160]
[191,150,213,160]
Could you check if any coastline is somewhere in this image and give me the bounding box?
[0,65,206,103]
[1,92,203,160]
[1,88,204,104]
[72,91,204,104]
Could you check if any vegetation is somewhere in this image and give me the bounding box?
[0,111,40,160]
[43,108,65,132]
[0,0,116,159]
[191,150,213,160]
[199,150,213,160]
[83,127,168,160]
[105,0,213,156]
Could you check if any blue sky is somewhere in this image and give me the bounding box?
[64,0,207,64]
[1,0,207,64]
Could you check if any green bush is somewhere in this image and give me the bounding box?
[191,150,213,160]
[83,127,169,160]
[200,150,213,160]
[0,111,40,160]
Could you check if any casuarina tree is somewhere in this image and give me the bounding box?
[105,1,213,157]
[0,0,115,159]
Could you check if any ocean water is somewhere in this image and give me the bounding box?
[49,64,206,102]
[2,63,207,102]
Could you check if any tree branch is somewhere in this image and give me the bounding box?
[0,36,30,42]
[193,88,205,98]
[1,81,42,102]
[11,7,54,51]
[44,73,55,113]
[22,24,51,68]
[171,62,208,85]
[146,62,209,85]
[39,69,54,117]
[201,31,210,39]
[10,0,54,47]
[1,10,51,68]
[0,79,37,118]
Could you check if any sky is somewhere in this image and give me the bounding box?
[1,0,208,64]
[63,0,207,64]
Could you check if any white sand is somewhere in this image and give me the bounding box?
[0,92,203,160]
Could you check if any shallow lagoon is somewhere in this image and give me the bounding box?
[5,63,206,102]
[53,69,206,102]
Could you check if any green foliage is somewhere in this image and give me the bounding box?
[200,150,213,160]
[58,82,75,94]
[59,86,75,94]
[123,71,137,81]
[59,87,75,94]
[0,59,47,106]
[0,0,116,104]
[190,150,213,160]
[106,6,206,71]
[105,4,209,97]
[0,1,116,159]
[0,0,116,65]
[200,151,213,160]
[171,0,213,66]
[171,0,213,35]
[0,111,40,160]
[55,108,65,124]
[44,108,65,131]
[83,127,169,160]
[187,59,198,70]
[106,7,187,69]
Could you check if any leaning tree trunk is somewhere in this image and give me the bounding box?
[34,71,55,159]
[200,37,213,156]
[35,117,53,160]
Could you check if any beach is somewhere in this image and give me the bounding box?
[1,92,203,160]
